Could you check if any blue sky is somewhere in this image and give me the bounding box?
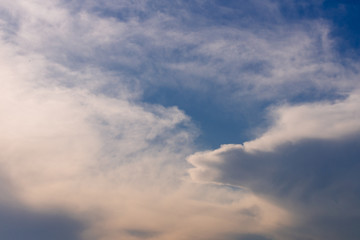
[0,0,360,240]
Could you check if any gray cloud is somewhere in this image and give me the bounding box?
[125,229,160,239]
[188,134,360,239]
[0,184,85,240]
[0,207,84,240]
[230,234,273,240]
[187,91,360,239]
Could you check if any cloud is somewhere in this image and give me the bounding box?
[0,206,84,240]
[1,0,360,239]
[244,92,360,152]
[230,234,273,240]
[5,0,357,103]
[0,1,294,239]
[188,93,360,239]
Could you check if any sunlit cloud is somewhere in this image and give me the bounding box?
[1,0,360,239]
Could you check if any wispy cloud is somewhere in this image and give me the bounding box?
[1,0,360,239]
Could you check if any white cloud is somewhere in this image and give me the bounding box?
[4,0,357,102]
[187,91,360,240]
[2,0,360,239]
[244,92,360,152]
[188,91,360,182]
[0,1,296,239]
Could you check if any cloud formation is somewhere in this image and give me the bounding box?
[188,93,360,239]
[0,1,294,239]
[1,0,360,239]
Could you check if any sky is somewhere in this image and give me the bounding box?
[0,0,360,239]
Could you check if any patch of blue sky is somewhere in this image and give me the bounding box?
[322,0,360,58]
[278,0,360,58]
[142,85,268,149]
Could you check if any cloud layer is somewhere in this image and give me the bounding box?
[1,0,360,239]
[188,93,360,239]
